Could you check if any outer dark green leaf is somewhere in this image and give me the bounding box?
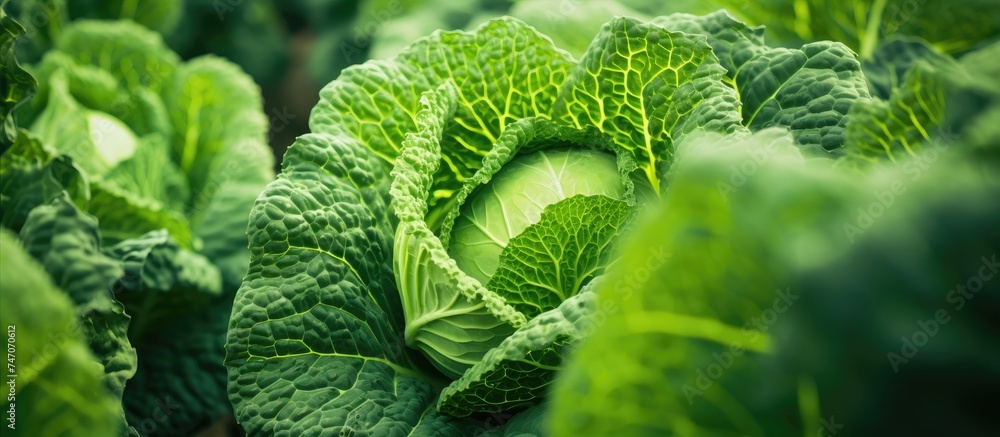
[653,11,872,153]
[1,2,37,146]
[861,38,953,100]
[650,11,767,77]
[734,41,871,153]
[0,229,121,437]
[103,230,228,436]
[226,131,472,435]
[845,60,949,162]
[18,196,138,432]
[105,229,222,336]
[123,298,232,437]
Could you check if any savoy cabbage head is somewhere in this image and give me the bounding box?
[223,10,885,435]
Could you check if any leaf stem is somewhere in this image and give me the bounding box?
[861,0,889,59]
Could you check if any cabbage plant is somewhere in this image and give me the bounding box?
[224,10,880,435]
[1,16,274,435]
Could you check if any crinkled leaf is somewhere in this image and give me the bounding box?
[312,17,575,226]
[439,291,597,417]
[652,11,872,153]
[0,129,87,232]
[104,230,230,437]
[18,196,137,433]
[733,41,871,153]
[226,129,473,435]
[397,17,575,199]
[391,83,525,379]
[1,3,37,146]
[650,11,767,77]
[105,229,222,338]
[554,17,745,192]
[0,229,121,437]
[861,38,953,99]
[845,59,951,162]
[487,195,632,317]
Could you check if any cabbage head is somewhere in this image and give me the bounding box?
[225,11,873,435]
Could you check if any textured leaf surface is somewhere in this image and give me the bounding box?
[554,17,745,192]
[0,229,121,437]
[439,291,597,417]
[311,17,574,225]
[226,130,473,435]
[391,84,523,379]
[487,195,632,317]
[845,60,949,162]
[650,11,767,77]
[1,4,36,146]
[18,196,138,429]
[106,229,222,336]
[101,230,229,436]
[745,41,868,150]
[861,38,953,100]
[653,11,872,153]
